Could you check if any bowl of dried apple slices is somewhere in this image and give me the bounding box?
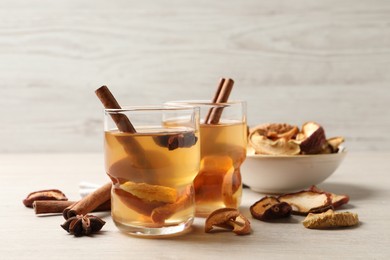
[241,122,346,194]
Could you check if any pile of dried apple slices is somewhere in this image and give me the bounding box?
[249,186,359,229]
[248,122,344,155]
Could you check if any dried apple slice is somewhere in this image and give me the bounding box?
[298,122,328,154]
[249,123,299,141]
[278,190,333,215]
[249,134,300,155]
[119,181,177,203]
[250,196,292,221]
[114,187,166,216]
[205,208,251,235]
[151,185,193,224]
[309,186,349,209]
[303,209,359,229]
[327,137,345,153]
[221,166,237,208]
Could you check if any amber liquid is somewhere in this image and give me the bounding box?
[194,121,247,217]
[105,128,200,234]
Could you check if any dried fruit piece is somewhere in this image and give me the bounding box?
[229,214,252,235]
[303,209,359,229]
[250,123,299,141]
[205,208,251,235]
[119,181,177,203]
[114,187,165,216]
[309,186,349,209]
[278,190,333,215]
[297,122,328,154]
[151,186,193,224]
[194,155,234,203]
[153,132,198,150]
[250,196,292,221]
[221,166,238,208]
[327,137,345,153]
[23,189,68,208]
[249,134,300,155]
[61,214,106,237]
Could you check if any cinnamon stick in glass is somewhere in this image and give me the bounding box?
[95,85,136,133]
[95,85,149,167]
[205,78,234,124]
[204,78,225,123]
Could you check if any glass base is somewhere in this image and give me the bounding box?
[113,218,194,238]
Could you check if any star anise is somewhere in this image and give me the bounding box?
[61,214,105,237]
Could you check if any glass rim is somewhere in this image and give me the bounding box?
[104,105,199,113]
[165,100,246,106]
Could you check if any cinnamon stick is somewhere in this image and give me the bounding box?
[204,78,225,123]
[206,78,234,124]
[34,200,111,215]
[95,85,136,133]
[63,182,111,219]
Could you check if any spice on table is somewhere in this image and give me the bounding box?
[63,182,111,219]
[33,200,111,215]
[61,214,106,237]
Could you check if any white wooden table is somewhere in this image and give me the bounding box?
[1,153,389,259]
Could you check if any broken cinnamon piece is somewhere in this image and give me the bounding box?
[309,186,350,209]
[205,208,251,235]
[302,209,359,229]
[278,190,333,215]
[151,186,193,224]
[33,200,111,215]
[206,78,234,124]
[250,196,292,221]
[23,189,68,208]
[63,182,111,219]
[95,85,136,133]
[119,181,177,203]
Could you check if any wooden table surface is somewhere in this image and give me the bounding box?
[1,153,389,259]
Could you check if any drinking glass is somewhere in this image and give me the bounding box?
[104,105,200,236]
[166,101,247,217]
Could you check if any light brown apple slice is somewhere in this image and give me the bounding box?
[309,186,350,209]
[278,190,333,215]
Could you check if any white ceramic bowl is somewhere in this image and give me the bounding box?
[241,149,347,194]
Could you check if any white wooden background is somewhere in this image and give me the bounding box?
[0,0,389,153]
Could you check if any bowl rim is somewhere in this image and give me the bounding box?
[246,147,347,159]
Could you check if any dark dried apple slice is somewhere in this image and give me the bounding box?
[298,122,328,154]
[250,196,292,221]
[278,190,333,215]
